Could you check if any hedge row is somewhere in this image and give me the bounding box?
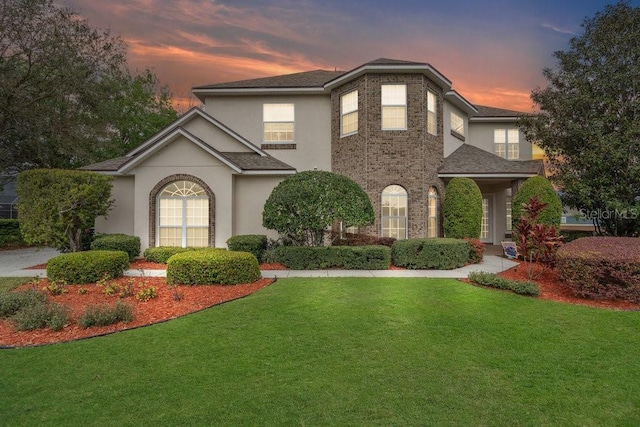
[556,237,640,302]
[275,245,391,270]
[0,219,24,247]
[47,250,130,284]
[226,235,268,261]
[167,250,261,285]
[468,271,539,296]
[91,234,140,261]
[391,238,469,270]
[143,246,210,263]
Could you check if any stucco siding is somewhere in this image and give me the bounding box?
[204,94,331,171]
[95,175,135,236]
[233,175,284,239]
[467,122,532,160]
[181,115,253,153]
[130,138,235,250]
[443,102,466,157]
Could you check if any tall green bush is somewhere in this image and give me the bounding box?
[17,169,113,252]
[512,176,562,230]
[442,178,483,239]
[263,171,374,246]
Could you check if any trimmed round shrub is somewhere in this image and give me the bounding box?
[91,234,141,261]
[512,176,562,230]
[143,246,207,263]
[167,250,261,285]
[391,238,469,270]
[47,250,129,284]
[226,234,268,261]
[263,170,374,246]
[442,178,483,239]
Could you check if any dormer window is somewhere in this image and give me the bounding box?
[381,85,407,130]
[450,112,465,140]
[341,90,358,136]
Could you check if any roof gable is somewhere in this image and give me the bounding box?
[127,107,266,157]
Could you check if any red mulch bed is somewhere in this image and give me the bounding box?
[497,262,640,311]
[0,277,273,348]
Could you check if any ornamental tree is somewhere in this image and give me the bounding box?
[442,177,483,239]
[262,171,374,246]
[17,169,114,252]
[519,2,640,236]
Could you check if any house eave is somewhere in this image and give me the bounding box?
[444,91,478,115]
[438,173,539,179]
[193,86,328,102]
[324,64,452,91]
[239,169,297,176]
[469,116,519,123]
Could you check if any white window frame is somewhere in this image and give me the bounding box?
[157,181,209,248]
[506,196,512,231]
[263,103,294,143]
[381,184,408,239]
[494,128,520,159]
[381,85,407,130]
[427,91,437,136]
[340,90,358,137]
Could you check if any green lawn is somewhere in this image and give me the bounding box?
[1,277,639,426]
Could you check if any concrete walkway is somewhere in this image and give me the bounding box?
[0,247,518,279]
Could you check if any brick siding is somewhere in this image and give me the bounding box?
[331,73,445,238]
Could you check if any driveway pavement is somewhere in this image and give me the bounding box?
[0,247,60,277]
[0,247,518,279]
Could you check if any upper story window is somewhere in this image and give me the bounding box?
[263,103,294,143]
[427,91,437,136]
[494,129,519,159]
[381,84,407,130]
[341,90,358,136]
[451,112,465,139]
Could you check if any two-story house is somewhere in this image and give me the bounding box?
[83,58,543,251]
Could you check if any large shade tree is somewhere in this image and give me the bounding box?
[0,0,177,183]
[519,2,640,236]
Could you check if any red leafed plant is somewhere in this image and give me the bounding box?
[513,196,563,280]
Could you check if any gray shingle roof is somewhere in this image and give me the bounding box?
[79,157,130,171]
[221,152,295,171]
[194,69,344,90]
[439,144,543,175]
[473,105,528,118]
[81,150,294,174]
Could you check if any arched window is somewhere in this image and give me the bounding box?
[381,185,408,239]
[157,180,209,247]
[427,187,438,238]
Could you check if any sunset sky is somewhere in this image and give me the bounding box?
[65,0,639,112]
